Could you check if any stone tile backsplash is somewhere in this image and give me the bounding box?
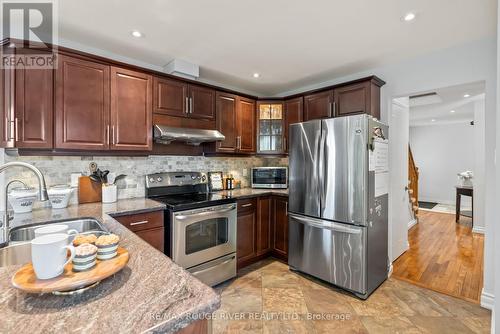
[4,154,288,208]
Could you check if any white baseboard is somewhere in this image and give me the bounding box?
[480,289,494,310]
[472,225,485,234]
[408,219,418,229]
[388,262,393,277]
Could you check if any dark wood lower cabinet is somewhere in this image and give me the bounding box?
[272,196,289,262]
[135,227,164,252]
[113,210,164,252]
[237,196,288,269]
[257,196,272,255]
[176,319,209,334]
[236,198,257,268]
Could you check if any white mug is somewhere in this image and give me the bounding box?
[31,233,75,279]
[34,224,78,240]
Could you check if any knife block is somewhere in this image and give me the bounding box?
[78,176,102,204]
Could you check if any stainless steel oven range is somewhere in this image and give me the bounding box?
[145,172,237,286]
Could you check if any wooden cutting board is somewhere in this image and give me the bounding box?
[12,247,129,294]
[78,176,101,204]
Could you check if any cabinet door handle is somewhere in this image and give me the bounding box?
[130,220,149,226]
[241,203,252,208]
[189,97,193,114]
[285,202,288,216]
[106,125,110,145]
[185,97,189,114]
[283,137,287,151]
[14,117,18,142]
[5,117,14,141]
[329,102,333,117]
[4,117,8,142]
[333,101,336,116]
[111,125,115,145]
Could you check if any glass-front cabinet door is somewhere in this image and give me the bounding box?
[257,101,285,154]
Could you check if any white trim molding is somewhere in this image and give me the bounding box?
[408,218,418,230]
[480,289,494,310]
[472,225,485,234]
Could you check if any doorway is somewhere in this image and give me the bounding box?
[391,81,486,303]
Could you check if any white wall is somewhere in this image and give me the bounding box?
[390,98,411,260]
[410,123,474,206]
[494,1,500,331]
[473,99,487,235]
[278,36,497,306]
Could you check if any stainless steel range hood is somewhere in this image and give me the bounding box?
[153,125,225,146]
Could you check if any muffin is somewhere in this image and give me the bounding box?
[73,233,97,246]
[73,243,98,271]
[95,234,120,260]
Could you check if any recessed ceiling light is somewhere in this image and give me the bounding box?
[450,110,456,113]
[431,119,436,122]
[463,94,470,98]
[402,12,416,22]
[253,73,260,78]
[131,30,143,38]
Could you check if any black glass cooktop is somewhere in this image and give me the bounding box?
[151,192,235,211]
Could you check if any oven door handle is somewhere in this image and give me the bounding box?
[175,207,236,220]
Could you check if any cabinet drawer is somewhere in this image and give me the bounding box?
[237,198,257,214]
[114,210,164,232]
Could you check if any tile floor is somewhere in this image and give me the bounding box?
[212,259,491,333]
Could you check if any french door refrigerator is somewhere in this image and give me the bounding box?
[288,114,389,299]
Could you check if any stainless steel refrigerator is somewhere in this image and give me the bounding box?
[288,114,389,299]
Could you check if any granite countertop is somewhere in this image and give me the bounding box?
[219,188,289,199]
[0,198,220,333]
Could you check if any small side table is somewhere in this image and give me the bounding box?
[455,186,473,226]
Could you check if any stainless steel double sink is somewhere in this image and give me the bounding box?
[0,218,109,267]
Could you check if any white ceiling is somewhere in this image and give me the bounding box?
[56,0,497,96]
[409,81,485,127]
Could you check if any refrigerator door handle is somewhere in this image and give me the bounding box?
[318,127,326,214]
[289,214,362,234]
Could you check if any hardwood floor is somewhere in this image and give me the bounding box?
[393,210,484,303]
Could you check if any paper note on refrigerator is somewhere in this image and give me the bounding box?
[373,139,389,197]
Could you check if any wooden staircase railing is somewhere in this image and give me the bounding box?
[408,146,419,215]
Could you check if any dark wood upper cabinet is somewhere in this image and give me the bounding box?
[153,77,187,117]
[110,67,152,151]
[215,91,237,153]
[272,196,289,261]
[257,196,272,255]
[0,67,13,148]
[153,77,215,120]
[55,55,110,150]
[256,101,285,155]
[237,97,256,154]
[284,97,303,153]
[304,90,333,121]
[189,85,215,120]
[14,66,53,148]
[333,81,381,119]
[0,48,53,149]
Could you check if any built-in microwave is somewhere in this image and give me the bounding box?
[251,167,288,189]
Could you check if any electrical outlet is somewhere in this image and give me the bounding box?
[242,169,248,177]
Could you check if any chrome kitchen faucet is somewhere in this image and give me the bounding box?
[0,162,49,247]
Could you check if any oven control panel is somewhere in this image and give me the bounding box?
[146,172,207,188]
